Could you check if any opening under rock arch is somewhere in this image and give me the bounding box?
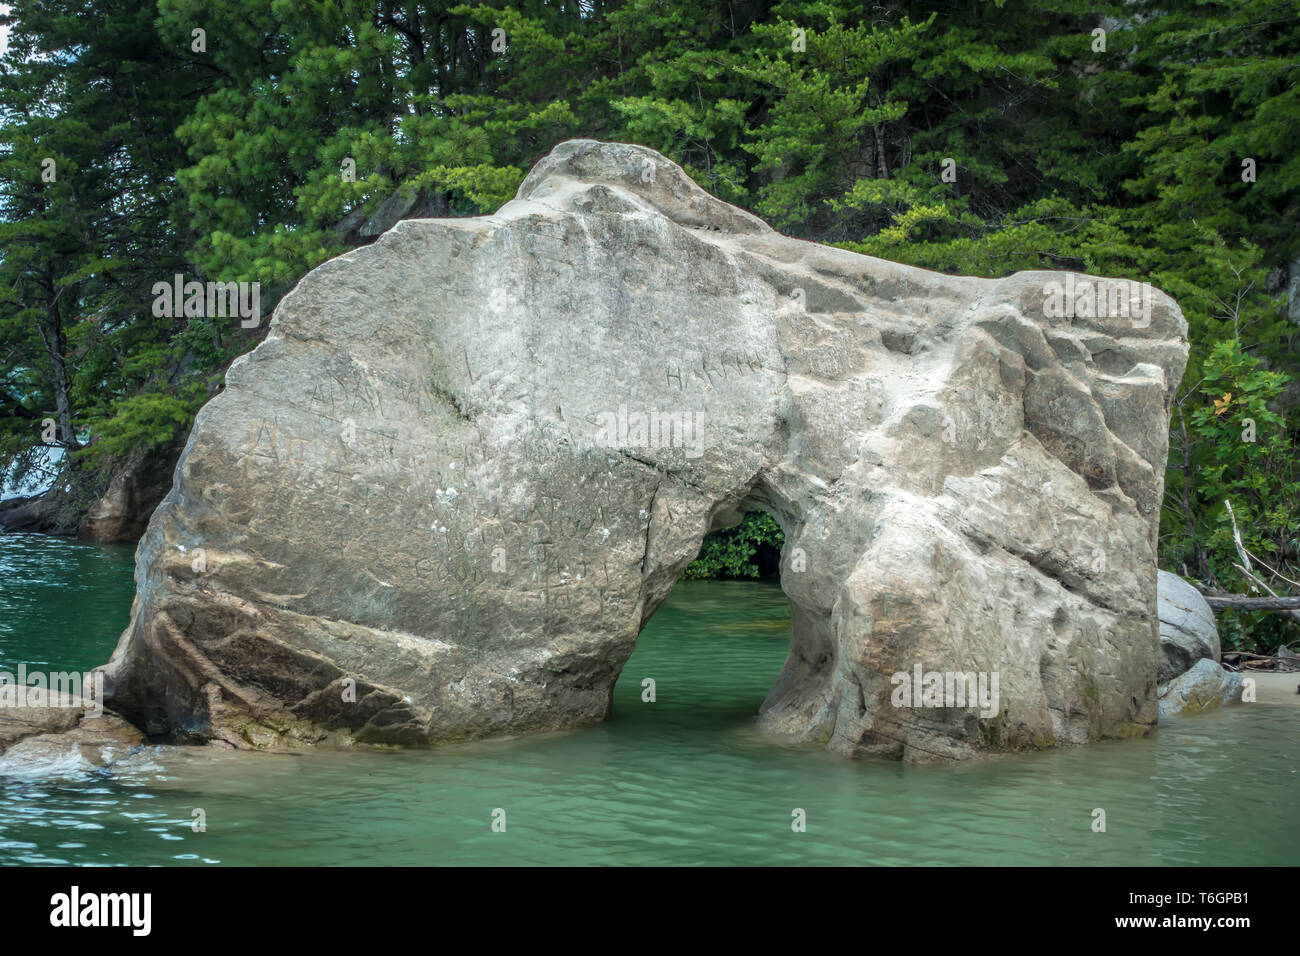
[609,575,792,736]
[614,490,839,748]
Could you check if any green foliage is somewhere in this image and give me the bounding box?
[736,10,927,231]
[76,384,210,465]
[1,0,199,497]
[682,512,785,580]
[1189,342,1292,532]
[410,165,527,214]
[1168,339,1298,648]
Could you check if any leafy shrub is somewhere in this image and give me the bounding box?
[682,512,784,580]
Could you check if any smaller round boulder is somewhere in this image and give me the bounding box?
[1157,570,1220,683]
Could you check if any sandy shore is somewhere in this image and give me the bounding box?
[1247,671,1300,707]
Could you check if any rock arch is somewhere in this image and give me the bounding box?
[102,140,1188,760]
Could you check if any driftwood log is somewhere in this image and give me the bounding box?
[1202,594,1300,612]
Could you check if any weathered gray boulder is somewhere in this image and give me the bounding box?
[1157,658,1244,717]
[101,140,1188,760]
[1157,569,1220,682]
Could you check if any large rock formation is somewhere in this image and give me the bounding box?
[101,140,1188,760]
[78,442,185,543]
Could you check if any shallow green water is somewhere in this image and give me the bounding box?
[0,532,1296,866]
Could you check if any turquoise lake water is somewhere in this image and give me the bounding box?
[0,532,1296,865]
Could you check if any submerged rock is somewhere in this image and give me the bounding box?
[0,695,145,772]
[1156,569,1220,682]
[0,493,59,534]
[102,140,1188,760]
[1157,658,1244,717]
